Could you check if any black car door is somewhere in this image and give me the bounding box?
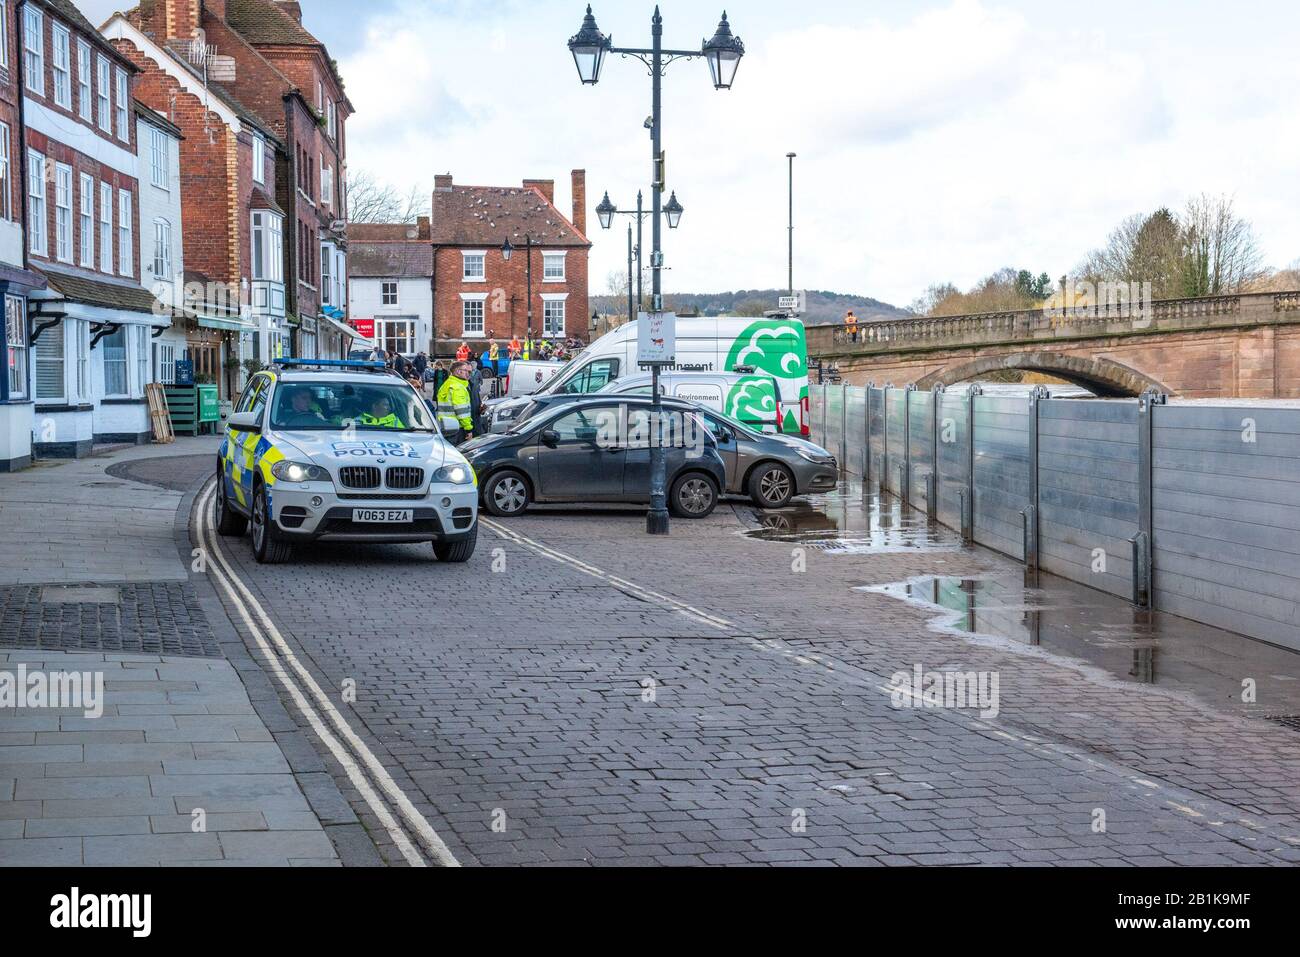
[535,403,625,501]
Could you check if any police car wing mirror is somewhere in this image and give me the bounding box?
[540,429,560,448]
[228,410,262,434]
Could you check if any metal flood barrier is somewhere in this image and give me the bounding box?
[808,383,1300,653]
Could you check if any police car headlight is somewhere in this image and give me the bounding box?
[271,460,331,483]
[433,464,473,485]
[496,407,518,421]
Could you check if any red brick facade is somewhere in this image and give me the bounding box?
[22,2,142,279]
[128,0,351,333]
[430,172,591,352]
[0,1,22,227]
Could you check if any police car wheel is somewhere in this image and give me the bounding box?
[434,523,478,563]
[483,471,530,516]
[215,471,248,536]
[669,473,719,519]
[749,463,795,509]
[251,484,293,565]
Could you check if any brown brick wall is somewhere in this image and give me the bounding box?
[0,0,20,225]
[432,244,589,350]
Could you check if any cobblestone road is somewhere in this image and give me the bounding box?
[205,483,1300,867]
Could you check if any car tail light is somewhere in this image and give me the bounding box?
[800,395,810,436]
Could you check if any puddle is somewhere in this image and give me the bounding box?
[743,484,962,554]
[864,573,1300,722]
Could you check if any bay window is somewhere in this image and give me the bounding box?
[5,296,26,400]
[251,211,284,283]
[102,327,127,397]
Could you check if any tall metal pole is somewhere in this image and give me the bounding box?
[646,7,669,535]
[626,222,634,326]
[787,152,796,296]
[636,189,644,312]
[526,235,534,351]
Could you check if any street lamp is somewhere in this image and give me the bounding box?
[568,5,612,84]
[569,5,742,536]
[595,191,617,230]
[702,12,745,90]
[663,191,684,230]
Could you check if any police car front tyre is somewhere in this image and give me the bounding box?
[214,473,248,536]
[669,472,719,519]
[251,484,293,565]
[433,523,478,563]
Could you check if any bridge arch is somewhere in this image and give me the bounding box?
[911,351,1173,398]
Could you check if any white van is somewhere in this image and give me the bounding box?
[484,316,810,435]
[501,360,565,397]
[595,371,783,433]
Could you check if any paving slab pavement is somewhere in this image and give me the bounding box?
[0,442,359,867]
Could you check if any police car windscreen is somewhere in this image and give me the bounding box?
[271,382,435,432]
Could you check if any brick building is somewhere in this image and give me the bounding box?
[429,171,590,354]
[104,7,288,401]
[18,0,172,457]
[0,0,50,470]
[119,0,352,363]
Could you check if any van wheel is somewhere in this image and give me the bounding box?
[434,523,478,562]
[749,463,795,509]
[215,470,248,535]
[251,484,292,564]
[483,471,530,516]
[670,473,718,519]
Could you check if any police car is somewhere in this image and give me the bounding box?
[214,359,479,564]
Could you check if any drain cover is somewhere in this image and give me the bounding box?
[40,586,121,604]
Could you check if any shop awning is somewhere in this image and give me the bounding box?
[319,313,372,348]
[197,314,256,332]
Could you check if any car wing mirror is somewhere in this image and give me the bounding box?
[228,410,262,433]
[540,429,560,448]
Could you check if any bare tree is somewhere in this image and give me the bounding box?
[1180,193,1266,296]
[347,170,429,224]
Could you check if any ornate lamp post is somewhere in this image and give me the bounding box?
[596,189,679,325]
[568,5,743,535]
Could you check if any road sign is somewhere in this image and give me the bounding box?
[778,291,807,314]
[636,311,676,366]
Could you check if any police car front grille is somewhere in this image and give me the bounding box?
[339,466,382,489]
[385,467,424,490]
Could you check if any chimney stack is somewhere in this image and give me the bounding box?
[160,0,201,40]
[434,174,453,192]
[275,1,303,23]
[416,216,430,240]
[206,0,228,19]
[571,169,586,236]
[523,179,555,205]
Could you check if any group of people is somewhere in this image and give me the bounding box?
[361,335,586,446]
[451,335,584,366]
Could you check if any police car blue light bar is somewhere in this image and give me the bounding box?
[272,358,386,370]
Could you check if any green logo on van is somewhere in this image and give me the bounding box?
[725,319,807,381]
[725,375,779,425]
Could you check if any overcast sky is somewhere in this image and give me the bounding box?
[86,0,1300,308]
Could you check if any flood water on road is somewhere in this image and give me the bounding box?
[864,572,1300,723]
[746,483,1300,722]
[741,484,964,554]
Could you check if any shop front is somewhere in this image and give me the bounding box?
[0,266,48,472]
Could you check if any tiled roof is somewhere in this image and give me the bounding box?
[432,185,589,248]
[349,224,424,242]
[350,241,433,279]
[38,268,165,317]
[225,0,320,46]
[250,188,284,214]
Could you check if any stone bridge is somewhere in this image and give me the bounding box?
[807,291,1300,397]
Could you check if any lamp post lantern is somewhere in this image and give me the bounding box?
[569,4,742,535]
[597,188,671,325]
